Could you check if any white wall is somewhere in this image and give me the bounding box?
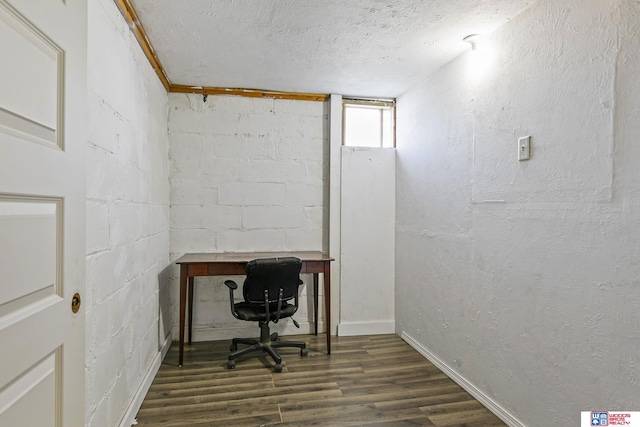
[339,147,395,336]
[168,93,328,340]
[395,0,640,425]
[85,0,170,425]
[328,94,343,336]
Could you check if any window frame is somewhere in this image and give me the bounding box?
[342,98,396,148]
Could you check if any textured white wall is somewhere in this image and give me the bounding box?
[396,0,639,425]
[168,94,328,340]
[85,0,170,425]
[339,147,395,336]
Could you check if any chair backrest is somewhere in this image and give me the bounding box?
[243,257,302,304]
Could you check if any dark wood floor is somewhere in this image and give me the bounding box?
[136,334,507,426]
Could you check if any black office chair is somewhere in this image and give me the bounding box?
[224,257,308,372]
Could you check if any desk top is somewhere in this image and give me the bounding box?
[175,251,334,264]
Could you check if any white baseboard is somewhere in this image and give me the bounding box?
[337,320,395,336]
[118,332,172,427]
[400,331,526,427]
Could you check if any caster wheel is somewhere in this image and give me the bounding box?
[274,363,283,373]
[301,348,308,357]
[227,360,236,369]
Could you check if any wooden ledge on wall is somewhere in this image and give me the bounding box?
[114,0,171,91]
[113,0,329,102]
[169,85,329,102]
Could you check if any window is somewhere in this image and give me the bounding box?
[343,99,395,148]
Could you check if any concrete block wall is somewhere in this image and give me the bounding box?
[168,93,328,341]
[85,1,170,426]
[395,0,640,425]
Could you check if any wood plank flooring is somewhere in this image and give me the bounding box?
[136,334,506,427]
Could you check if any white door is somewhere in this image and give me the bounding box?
[0,0,86,426]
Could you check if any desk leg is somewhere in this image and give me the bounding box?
[313,273,319,335]
[178,265,187,367]
[324,262,331,354]
[187,277,194,344]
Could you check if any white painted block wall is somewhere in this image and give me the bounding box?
[396,0,640,425]
[85,1,170,425]
[168,94,328,341]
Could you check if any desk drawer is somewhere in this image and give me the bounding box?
[187,264,209,276]
[301,261,326,273]
[187,263,246,276]
[209,263,246,275]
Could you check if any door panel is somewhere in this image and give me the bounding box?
[0,353,56,427]
[0,200,57,306]
[0,1,61,148]
[0,0,86,425]
[0,293,64,389]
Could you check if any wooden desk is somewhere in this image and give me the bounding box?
[175,251,334,366]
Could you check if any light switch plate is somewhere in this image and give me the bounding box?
[518,136,531,161]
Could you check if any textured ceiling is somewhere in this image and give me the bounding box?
[129,0,535,98]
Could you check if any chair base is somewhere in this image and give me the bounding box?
[228,321,307,372]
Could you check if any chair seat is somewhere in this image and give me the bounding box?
[233,301,297,322]
[225,257,307,372]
